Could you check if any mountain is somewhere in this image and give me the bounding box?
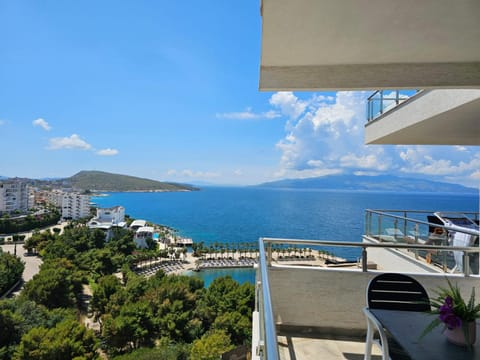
[256,174,477,193]
[57,170,198,192]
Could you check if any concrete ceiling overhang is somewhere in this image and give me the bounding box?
[364,90,480,145]
[259,0,480,91]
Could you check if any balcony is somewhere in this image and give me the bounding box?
[365,89,480,145]
[252,210,480,359]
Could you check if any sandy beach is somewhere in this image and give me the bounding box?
[132,249,355,278]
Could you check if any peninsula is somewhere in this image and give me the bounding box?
[46,170,198,192]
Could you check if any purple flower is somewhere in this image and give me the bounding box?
[439,307,450,322]
[443,313,462,329]
[438,296,462,329]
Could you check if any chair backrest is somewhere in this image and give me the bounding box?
[367,273,430,312]
[427,215,444,234]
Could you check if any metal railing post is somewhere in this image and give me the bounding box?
[255,281,261,312]
[464,252,470,277]
[365,211,369,236]
[377,215,382,239]
[380,90,384,115]
[362,246,368,272]
[267,242,272,266]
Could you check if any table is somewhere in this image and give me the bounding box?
[371,309,480,360]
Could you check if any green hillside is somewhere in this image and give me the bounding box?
[63,170,198,192]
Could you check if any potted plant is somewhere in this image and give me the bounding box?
[420,279,480,346]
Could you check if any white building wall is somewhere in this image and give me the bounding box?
[0,181,29,213]
[47,190,64,208]
[27,186,35,210]
[61,192,91,220]
[96,206,125,224]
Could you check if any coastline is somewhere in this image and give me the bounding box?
[133,250,353,279]
[92,189,197,194]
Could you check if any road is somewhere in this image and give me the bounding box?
[0,221,69,285]
[1,243,42,283]
[1,220,69,242]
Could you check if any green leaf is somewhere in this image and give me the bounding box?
[419,317,442,341]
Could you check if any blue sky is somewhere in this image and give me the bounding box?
[1,1,479,188]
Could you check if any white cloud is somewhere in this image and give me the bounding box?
[340,152,389,171]
[273,91,379,178]
[96,148,119,156]
[234,169,243,176]
[399,148,480,177]
[216,107,280,120]
[354,171,381,176]
[273,167,342,179]
[469,171,480,180]
[182,169,220,178]
[167,169,221,179]
[267,91,480,186]
[269,92,307,120]
[48,134,92,150]
[33,118,51,131]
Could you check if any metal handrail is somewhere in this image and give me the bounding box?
[366,209,480,237]
[258,237,279,360]
[262,237,479,253]
[367,209,479,218]
[367,90,421,121]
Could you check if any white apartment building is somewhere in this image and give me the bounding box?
[0,180,29,214]
[61,192,91,220]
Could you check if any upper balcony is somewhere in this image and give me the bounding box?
[259,0,480,90]
[364,89,480,145]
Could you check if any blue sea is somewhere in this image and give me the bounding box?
[92,187,479,286]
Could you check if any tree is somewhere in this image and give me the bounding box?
[102,301,155,354]
[24,230,55,255]
[0,250,24,295]
[0,308,23,349]
[189,330,234,360]
[90,275,122,321]
[22,259,79,309]
[212,311,251,345]
[107,230,136,257]
[15,318,98,360]
[196,276,254,345]
[111,343,190,360]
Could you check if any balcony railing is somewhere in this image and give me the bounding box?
[365,209,479,273]
[254,232,480,359]
[367,89,420,121]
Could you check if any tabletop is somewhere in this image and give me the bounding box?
[371,309,480,360]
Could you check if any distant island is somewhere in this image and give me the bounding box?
[256,174,478,193]
[61,170,198,192]
[1,170,198,192]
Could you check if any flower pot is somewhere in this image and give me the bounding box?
[444,321,476,346]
